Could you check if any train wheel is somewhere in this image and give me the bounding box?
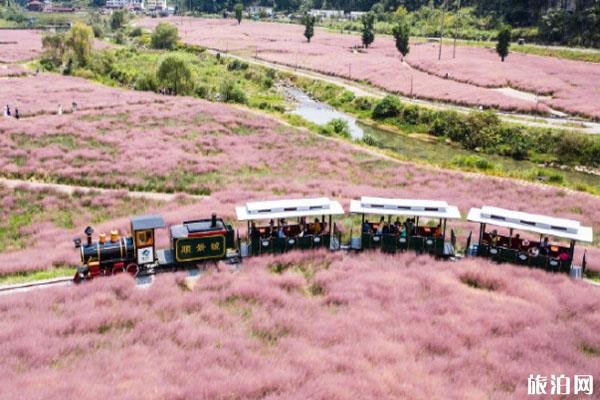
[126,263,139,277]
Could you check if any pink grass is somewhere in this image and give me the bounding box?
[138,18,583,116]
[0,72,599,274]
[0,30,43,63]
[0,251,599,399]
[138,18,600,119]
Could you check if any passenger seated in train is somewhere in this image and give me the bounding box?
[363,219,372,234]
[511,233,522,250]
[382,222,390,235]
[375,217,385,235]
[540,237,550,255]
[311,218,322,235]
[250,222,260,243]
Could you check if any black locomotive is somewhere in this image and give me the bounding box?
[73,214,236,282]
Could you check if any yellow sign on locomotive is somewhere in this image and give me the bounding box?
[175,235,226,262]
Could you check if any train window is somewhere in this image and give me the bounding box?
[135,230,154,247]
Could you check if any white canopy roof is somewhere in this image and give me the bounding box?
[236,197,344,221]
[350,196,461,219]
[467,206,593,243]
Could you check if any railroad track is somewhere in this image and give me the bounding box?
[0,277,73,295]
[0,261,242,296]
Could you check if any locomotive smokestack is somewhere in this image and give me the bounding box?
[211,213,217,228]
[84,226,94,246]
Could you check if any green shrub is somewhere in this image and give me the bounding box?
[429,111,464,139]
[324,118,351,138]
[194,85,210,99]
[362,135,377,146]
[92,24,104,38]
[372,95,402,119]
[451,155,495,170]
[130,27,143,37]
[401,104,420,125]
[353,96,375,111]
[339,90,355,104]
[262,76,274,89]
[134,72,158,92]
[151,22,179,50]
[220,79,247,104]
[227,59,249,71]
[157,55,193,95]
[533,169,564,184]
[114,30,126,45]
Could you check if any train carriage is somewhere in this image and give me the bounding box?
[235,197,345,256]
[350,196,462,257]
[466,206,593,273]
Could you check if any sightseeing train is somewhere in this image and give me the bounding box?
[73,196,593,282]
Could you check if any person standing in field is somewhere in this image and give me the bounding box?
[4,104,11,117]
[57,104,63,115]
[14,108,20,120]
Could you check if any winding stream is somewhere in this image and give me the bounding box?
[282,85,600,192]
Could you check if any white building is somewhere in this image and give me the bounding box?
[105,0,143,9]
[247,6,273,17]
[309,9,344,19]
[145,0,166,10]
[348,11,366,20]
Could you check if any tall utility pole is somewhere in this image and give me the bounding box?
[438,0,446,61]
[452,0,461,59]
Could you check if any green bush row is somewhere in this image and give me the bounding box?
[295,78,600,169]
[368,95,600,167]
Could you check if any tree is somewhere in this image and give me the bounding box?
[234,3,243,24]
[65,22,93,68]
[157,56,193,95]
[496,24,511,62]
[392,16,410,60]
[361,12,375,48]
[303,14,316,43]
[41,32,66,69]
[151,22,179,50]
[110,10,125,31]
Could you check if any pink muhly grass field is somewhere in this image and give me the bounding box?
[137,18,562,115]
[0,251,598,399]
[406,43,600,119]
[0,74,160,117]
[0,74,599,274]
[0,30,43,63]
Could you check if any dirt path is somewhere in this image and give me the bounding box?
[0,177,206,202]
[214,50,600,135]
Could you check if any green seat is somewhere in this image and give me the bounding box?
[260,238,272,255]
[488,246,501,262]
[548,257,561,273]
[371,234,382,249]
[478,244,490,257]
[299,235,313,250]
[273,237,287,254]
[424,236,437,255]
[361,233,372,250]
[532,255,547,269]
[286,237,298,252]
[251,239,260,256]
[382,234,397,253]
[499,248,517,264]
[397,236,409,252]
[561,260,572,273]
[516,251,530,266]
[322,234,331,249]
[409,236,424,253]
